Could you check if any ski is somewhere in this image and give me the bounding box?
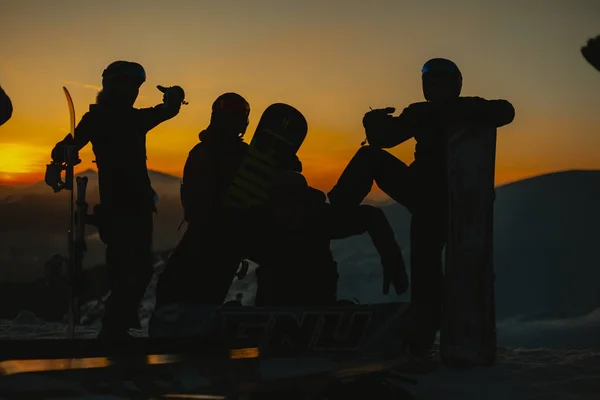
[63,86,77,339]
[44,86,81,339]
[72,176,89,330]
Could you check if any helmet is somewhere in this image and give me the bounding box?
[210,92,250,135]
[421,58,462,99]
[102,61,146,87]
[211,92,250,118]
[421,58,462,77]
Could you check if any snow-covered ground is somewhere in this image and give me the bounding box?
[0,331,598,400]
[2,306,600,400]
[1,260,600,399]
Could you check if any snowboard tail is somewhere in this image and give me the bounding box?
[222,103,308,208]
[441,124,497,367]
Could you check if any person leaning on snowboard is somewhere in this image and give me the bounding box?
[50,61,186,339]
[327,58,515,356]
[153,93,259,315]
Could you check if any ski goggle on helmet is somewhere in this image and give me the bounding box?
[421,58,462,80]
[102,61,146,87]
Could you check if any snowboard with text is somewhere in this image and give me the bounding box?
[222,103,308,208]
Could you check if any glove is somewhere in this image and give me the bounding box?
[582,35,600,72]
[362,107,395,148]
[381,254,409,296]
[51,135,81,166]
[362,107,395,129]
[157,85,187,107]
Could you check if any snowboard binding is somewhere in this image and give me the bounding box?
[235,259,250,280]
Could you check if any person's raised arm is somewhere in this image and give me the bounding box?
[454,97,515,128]
[138,85,186,132]
[364,103,424,149]
[51,112,94,163]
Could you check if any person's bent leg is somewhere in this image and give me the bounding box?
[328,146,413,209]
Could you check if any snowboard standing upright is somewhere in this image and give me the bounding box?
[222,103,308,208]
[441,124,497,367]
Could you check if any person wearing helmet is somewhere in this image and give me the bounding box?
[0,85,12,126]
[582,35,600,72]
[50,60,186,340]
[182,92,253,225]
[152,94,302,319]
[327,58,515,356]
[251,169,409,307]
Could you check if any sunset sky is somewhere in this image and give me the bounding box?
[0,0,599,199]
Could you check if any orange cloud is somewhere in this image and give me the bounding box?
[63,80,102,92]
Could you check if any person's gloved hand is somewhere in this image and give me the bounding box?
[582,35,600,72]
[362,107,395,129]
[363,107,395,148]
[51,135,81,166]
[381,254,409,296]
[157,85,188,108]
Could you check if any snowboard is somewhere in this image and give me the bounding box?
[441,124,497,367]
[0,303,417,399]
[222,103,308,208]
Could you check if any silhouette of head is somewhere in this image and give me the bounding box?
[421,58,462,102]
[97,61,146,107]
[210,93,250,138]
[270,170,309,230]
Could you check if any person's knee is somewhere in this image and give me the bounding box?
[355,145,387,163]
[358,203,384,218]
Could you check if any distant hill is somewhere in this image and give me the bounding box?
[492,170,600,321]
[0,168,184,281]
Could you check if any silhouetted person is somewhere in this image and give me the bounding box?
[582,35,600,72]
[327,58,515,356]
[154,93,254,312]
[50,61,185,339]
[0,85,13,126]
[252,170,408,307]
